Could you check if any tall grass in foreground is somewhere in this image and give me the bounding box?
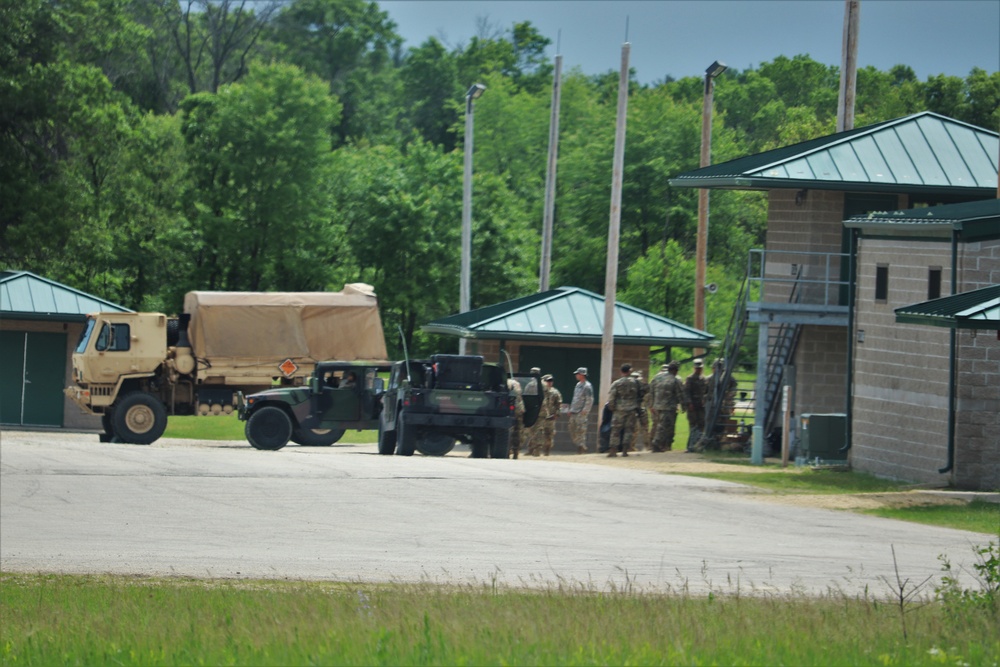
[2,573,997,666]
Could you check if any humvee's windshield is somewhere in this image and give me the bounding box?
[75,318,96,353]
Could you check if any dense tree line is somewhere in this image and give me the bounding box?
[2,0,998,354]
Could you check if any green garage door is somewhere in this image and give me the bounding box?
[0,331,66,426]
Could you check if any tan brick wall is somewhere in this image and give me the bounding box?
[793,326,849,417]
[0,318,101,430]
[851,237,999,490]
[763,190,848,304]
[954,239,1000,490]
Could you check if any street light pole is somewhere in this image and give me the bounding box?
[460,83,486,355]
[695,61,726,350]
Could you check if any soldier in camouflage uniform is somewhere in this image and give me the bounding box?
[521,367,542,454]
[649,361,687,452]
[697,358,726,451]
[506,376,526,459]
[568,367,594,454]
[630,370,650,452]
[533,374,563,456]
[685,359,708,452]
[606,363,640,457]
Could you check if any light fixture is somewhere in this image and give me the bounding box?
[466,83,486,101]
[705,61,728,79]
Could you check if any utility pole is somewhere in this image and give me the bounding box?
[459,83,485,354]
[540,54,563,292]
[695,61,727,353]
[600,42,630,409]
[837,0,860,132]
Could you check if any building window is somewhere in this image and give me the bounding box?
[928,267,942,300]
[875,265,889,302]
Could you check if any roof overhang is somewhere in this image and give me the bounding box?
[843,200,1000,241]
[669,176,996,199]
[895,285,1000,330]
[421,322,710,347]
[423,286,714,348]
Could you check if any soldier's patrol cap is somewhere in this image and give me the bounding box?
[574,367,588,376]
[667,360,680,370]
[661,364,671,371]
[542,374,554,382]
[530,367,541,373]
[693,359,704,367]
[631,370,643,378]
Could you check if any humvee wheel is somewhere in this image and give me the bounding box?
[377,411,396,455]
[469,429,490,458]
[395,415,415,456]
[490,428,510,459]
[245,406,292,451]
[112,392,167,445]
[291,427,345,446]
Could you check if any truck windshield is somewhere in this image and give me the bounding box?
[75,319,96,353]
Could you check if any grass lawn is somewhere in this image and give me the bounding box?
[863,500,1000,535]
[2,572,997,666]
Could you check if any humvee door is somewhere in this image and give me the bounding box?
[513,372,543,428]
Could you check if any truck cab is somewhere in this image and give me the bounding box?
[66,312,175,444]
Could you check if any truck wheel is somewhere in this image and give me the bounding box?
[112,392,167,445]
[291,427,345,446]
[245,406,292,451]
[101,412,115,437]
[418,433,456,457]
[395,415,415,456]
[377,412,396,455]
[490,428,510,459]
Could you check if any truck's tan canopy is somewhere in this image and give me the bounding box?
[184,284,388,362]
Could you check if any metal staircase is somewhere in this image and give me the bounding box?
[702,275,754,450]
[704,264,805,451]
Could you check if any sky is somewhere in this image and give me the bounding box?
[379,0,1000,84]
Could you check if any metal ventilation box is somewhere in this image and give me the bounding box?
[799,413,847,462]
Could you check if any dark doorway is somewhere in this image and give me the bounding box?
[0,331,66,426]
[518,346,601,404]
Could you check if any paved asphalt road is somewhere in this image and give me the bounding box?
[1,430,991,596]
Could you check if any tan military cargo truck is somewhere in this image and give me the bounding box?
[65,284,388,445]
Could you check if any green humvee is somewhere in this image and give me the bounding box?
[377,355,542,458]
[237,361,391,450]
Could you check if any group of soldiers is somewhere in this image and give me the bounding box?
[506,359,719,458]
[606,360,710,455]
[506,367,565,458]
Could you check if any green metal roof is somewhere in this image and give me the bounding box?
[0,271,132,322]
[895,284,1000,330]
[669,112,998,197]
[423,287,713,347]
[843,198,1000,241]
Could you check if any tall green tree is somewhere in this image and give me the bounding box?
[180,62,340,293]
[266,0,402,144]
[399,38,459,149]
[332,139,462,352]
[0,0,143,285]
